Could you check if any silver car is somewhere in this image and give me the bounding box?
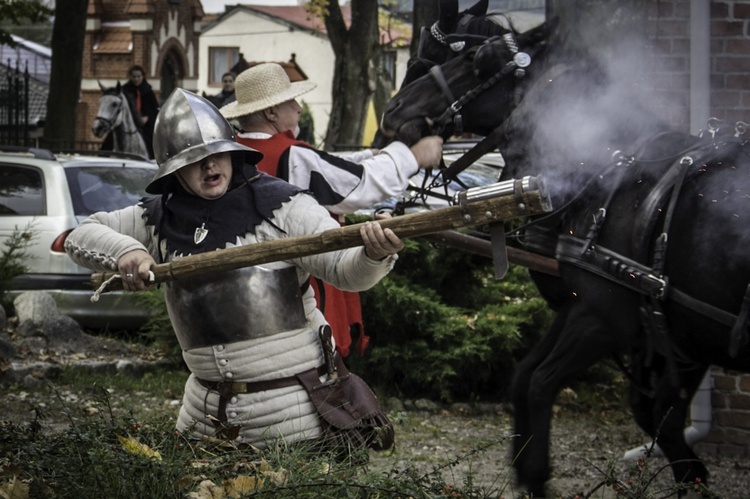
[0,147,157,330]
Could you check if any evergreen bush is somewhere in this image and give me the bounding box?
[0,225,35,311]
[351,235,554,403]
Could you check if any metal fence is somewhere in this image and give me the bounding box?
[0,60,30,147]
[0,62,102,152]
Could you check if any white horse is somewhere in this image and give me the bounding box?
[91,81,149,158]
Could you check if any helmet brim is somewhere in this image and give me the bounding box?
[146,141,263,194]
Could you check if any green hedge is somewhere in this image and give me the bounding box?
[349,236,553,403]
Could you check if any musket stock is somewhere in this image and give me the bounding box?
[89,176,553,292]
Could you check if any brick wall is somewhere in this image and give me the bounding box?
[647,0,750,131]
[646,1,750,457]
[646,0,691,130]
[712,1,750,124]
[694,369,750,457]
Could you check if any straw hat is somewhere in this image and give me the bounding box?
[220,63,316,120]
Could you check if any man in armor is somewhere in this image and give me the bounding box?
[65,89,401,450]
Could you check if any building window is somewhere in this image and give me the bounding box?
[209,47,240,85]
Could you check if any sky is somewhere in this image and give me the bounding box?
[199,1,542,16]
[201,1,313,14]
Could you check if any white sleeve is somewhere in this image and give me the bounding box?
[332,149,375,163]
[285,141,419,215]
[64,205,154,272]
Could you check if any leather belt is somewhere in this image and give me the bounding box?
[197,365,327,402]
[196,365,328,439]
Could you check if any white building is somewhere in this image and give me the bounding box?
[198,4,411,147]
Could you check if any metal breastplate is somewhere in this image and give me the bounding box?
[164,265,307,350]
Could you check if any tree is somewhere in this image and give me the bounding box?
[309,0,379,151]
[0,0,51,46]
[43,0,88,149]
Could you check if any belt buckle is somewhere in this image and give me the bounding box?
[231,382,248,394]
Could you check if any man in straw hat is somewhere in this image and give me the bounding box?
[221,62,443,358]
[65,88,398,451]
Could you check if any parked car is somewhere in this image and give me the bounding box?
[0,147,157,330]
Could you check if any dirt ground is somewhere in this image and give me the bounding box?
[369,401,750,498]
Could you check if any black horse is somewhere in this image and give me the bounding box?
[379,12,750,498]
[371,0,508,148]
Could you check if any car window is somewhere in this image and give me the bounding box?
[0,166,45,216]
[65,167,154,215]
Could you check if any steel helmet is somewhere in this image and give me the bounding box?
[147,88,262,194]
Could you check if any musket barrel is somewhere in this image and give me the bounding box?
[89,175,552,292]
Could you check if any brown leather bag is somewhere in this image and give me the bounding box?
[296,353,394,451]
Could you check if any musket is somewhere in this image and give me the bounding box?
[90,175,553,292]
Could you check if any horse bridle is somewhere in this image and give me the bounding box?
[428,32,532,139]
[396,28,535,208]
[94,94,140,136]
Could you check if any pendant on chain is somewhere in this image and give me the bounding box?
[194,223,208,244]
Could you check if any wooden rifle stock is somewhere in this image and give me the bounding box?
[90,176,553,292]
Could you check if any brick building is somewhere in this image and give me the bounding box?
[645,0,750,457]
[645,0,750,131]
[77,0,204,150]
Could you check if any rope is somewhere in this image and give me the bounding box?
[91,270,156,302]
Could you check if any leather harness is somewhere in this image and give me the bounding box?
[553,133,750,371]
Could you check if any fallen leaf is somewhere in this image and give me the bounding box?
[186,479,224,499]
[117,435,162,461]
[261,469,290,487]
[0,476,29,499]
[223,475,262,497]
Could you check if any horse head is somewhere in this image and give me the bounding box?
[371,0,508,149]
[381,21,552,146]
[92,81,125,138]
[91,81,149,158]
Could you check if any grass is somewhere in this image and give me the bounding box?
[0,385,503,498]
[0,366,722,498]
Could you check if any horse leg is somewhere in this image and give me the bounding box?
[510,301,570,469]
[511,272,574,455]
[512,303,620,497]
[647,364,709,492]
[628,349,663,444]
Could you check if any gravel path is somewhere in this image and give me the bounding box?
[369,401,750,498]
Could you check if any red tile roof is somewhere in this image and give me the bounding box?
[92,27,132,54]
[125,0,154,16]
